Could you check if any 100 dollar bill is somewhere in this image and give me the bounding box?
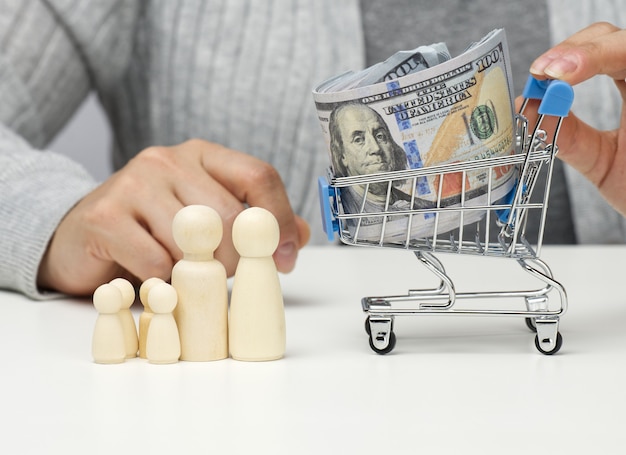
[313,29,516,242]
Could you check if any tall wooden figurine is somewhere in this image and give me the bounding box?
[229,207,285,361]
[110,277,138,359]
[146,282,181,364]
[171,205,228,361]
[138,277,164,359]
[92,283,126,364]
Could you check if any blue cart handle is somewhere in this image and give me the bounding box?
[522,75,574,117]
[318,176,339,241]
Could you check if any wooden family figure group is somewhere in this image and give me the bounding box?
[92,205,286,364]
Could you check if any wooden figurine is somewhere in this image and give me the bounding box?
[229,207,285,361]
[171,205,228,361]
[146,282,181,364]
[92,283,126,364]
[110,277,138,359]
[138,277,164,359]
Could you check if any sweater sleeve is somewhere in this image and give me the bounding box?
[0,1,98,298]
[0,127,97,299]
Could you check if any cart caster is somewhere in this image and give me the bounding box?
[525,317,537,332]
[365,315,393,335]
[369,331,396,355]
[533,318,562,355]
[366,317,395,355]
[535,331,563,355]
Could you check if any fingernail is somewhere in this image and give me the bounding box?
[530,54,556,75]
[544,55,579,79]
[275,242,297,272]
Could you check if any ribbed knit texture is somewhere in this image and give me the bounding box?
[0,0,363,298]
[102,0,363,223]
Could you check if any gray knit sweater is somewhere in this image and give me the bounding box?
[1,0,624,299]
[0,0,363,298]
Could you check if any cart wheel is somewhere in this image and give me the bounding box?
[369,331,396,355]
[535,332,563,355]
[525,317,537,332]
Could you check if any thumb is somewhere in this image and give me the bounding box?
[274,215,310,274]
[549,111,618,191]
[516,94,615,187]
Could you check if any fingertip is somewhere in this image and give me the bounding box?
[295,216,311,248]
[274,241,297,274]
[530,53,557,78]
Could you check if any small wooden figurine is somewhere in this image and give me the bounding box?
[146,282,181,364]
[110,277,138,359]
[138,277,164,359]
[92,283,126,364]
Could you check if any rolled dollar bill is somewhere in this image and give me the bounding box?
[316,42,451,92]
[313,29,516,243]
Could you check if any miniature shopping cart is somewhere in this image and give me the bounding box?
[318,76,574,355]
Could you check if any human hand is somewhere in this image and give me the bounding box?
[37,139,311,295]
[525,21,626,216]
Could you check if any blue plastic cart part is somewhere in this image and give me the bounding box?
[522,75,574,117]
[318,176,339,242]
[538,80,574,117]
[522,76,550,100]
[494,181,523,224]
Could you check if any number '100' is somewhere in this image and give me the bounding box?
[476,49,501,73]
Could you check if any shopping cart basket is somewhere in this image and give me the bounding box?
[318,76,574,355]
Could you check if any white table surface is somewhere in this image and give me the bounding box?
[1,245,625,454]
